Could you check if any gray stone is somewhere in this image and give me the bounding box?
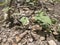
[48,40,57,45]
[18,43,22,45]
[1,42,9,45]
[3,38,7,43]
[28,38,33,42]
[15,35,21,43]
[40,36,45,41]
[28,43,35,45]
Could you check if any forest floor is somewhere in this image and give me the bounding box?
[0,0,60,45]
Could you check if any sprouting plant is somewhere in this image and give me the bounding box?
[33,10,55,32]
[19,17,29,25]
[35,11,52,25]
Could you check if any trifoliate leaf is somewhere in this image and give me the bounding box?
[20,17,29,25]
[35,11,52,25]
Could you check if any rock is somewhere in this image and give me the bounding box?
[53,32,58,35]
[31,32,40,40]
[0,29,3,34]
[40,36,45,41]
[14,31,19,35]
[15,35,21,43]
[28,43,35,45]
[1,42,9,45]
[8,38,13,42]
[6,22,11,28]
[42,41,48,45]
[4,13,8,20]
[18,43,22,45]
[31,16,35,23]
[32,24,42,31]
[48,40,57,45]
[36,40,44,45]
[48,8,53,11]
[7,29,11,32]
[0,37,2,42]
[58,24,60,26]
[19,31,28,38]
[28,38,33,42]
[8,41,12,45]
[12,42,17,45]
[3,38,7,43]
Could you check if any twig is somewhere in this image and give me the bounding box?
[7,0,13,20]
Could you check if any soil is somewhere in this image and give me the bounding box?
[0,0,60,45]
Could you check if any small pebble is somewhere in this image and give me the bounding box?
[40,36,45,41]
[48,40,57,45]
[15,35,21,42]
[58,24,60,26]
[53,32,58,35]
[18,43,22,45]
[28,43,35,45]
[0,37,2,42]
[1,42,9,45]
[28,38,33,42]
[3,38,7,43]
[12,42,17,45]
[32,24,42,31]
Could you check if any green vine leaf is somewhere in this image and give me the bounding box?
[20,17,29,25]
[35,11,52,25]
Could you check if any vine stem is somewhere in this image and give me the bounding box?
[7,0,13,20]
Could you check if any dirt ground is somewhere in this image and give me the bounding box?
[0,0,60,45]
